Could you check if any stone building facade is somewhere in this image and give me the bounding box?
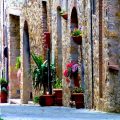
[1,0,120,112]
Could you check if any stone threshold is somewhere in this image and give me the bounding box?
[9,99,21,104]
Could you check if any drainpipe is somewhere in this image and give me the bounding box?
[90,0,94,109]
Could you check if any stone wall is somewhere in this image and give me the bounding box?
[90,0,120,112]
[100,0,120,112]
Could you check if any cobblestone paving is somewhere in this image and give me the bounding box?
[0,104,120,120]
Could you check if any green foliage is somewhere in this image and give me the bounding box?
[0,78,8,93]
[0,78,7,85]
[71,29,82,37]
[0,118,4,120]
[33,96,40,104]
[59,10,67,15]
[72,87,84,93]
[31,53,56,91]
[53,78,62,89]
[15,56,21,69]
[31,53,44,90]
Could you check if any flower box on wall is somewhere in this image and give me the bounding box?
[108,64,119,73]
[59,10,68,20]
[71,28,82,45]
[61,13,68,20]
[72,36,82,45]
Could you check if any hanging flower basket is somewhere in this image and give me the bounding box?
[72,36,82,45]
[108,64,119,73]
[71,28,82,45]
[59,10,68,20]
[61,13,68,20]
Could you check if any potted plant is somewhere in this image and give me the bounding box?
[59,10,68,20]
[71,28,82,45]
[53,78,62,106]
[15,56,21,95]
[0,78,8,103]
[33,96,40,104]
[71,87,84,109]
[31,53,55,106]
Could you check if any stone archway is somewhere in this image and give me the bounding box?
[21,21,32,104]
[70,7,80,87]
[70,7,79,61]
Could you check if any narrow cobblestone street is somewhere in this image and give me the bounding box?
[0,104,120,120]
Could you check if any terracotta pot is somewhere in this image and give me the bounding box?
[39,94,55,106]
[72,36,82,45]
[61,14,68,20]
[71,93,84,109]
[0,91,7,103]
[53,89,62,106]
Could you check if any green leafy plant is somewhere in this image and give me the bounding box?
[53,78,62,89]
[0,78,8,86]
[31,53,55,94]
[0,118,4,120]
[33,96,40,104]
[15,56,21,69]
[59,10,67,15]
[72,87,84,93]
[71,28,82,37]
[0,78,8,94]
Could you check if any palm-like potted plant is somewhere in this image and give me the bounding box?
[0,78,8,103]
[31,53,55,106]
[71,28,82,45]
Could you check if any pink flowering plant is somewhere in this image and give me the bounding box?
[63,61,78,83]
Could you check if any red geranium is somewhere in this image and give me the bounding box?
[63,61,78,83]
[63,69,69,77]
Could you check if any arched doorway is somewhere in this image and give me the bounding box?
[70,7,84,108]
[70,7,80,86]
[21,21,31,103]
